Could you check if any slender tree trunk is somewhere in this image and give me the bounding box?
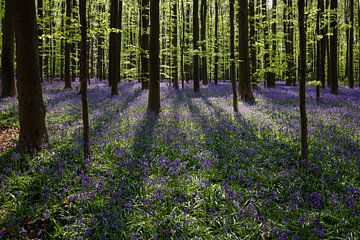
[348,0,354,88]
[1,0,15,98]
[262,0,270,87]
[214,0,219,85]
[316,0,325,103]
[181,0,186,88]
[229,0,238,112]
[172,0,179,89]
[140,0,150,89]
[193,0,200,92]
[38,0,44,82]
[200,0,208,85]
[298,0,308,162]
[249,0,256,83]
[329,0,338,94]
[14,0,48,150]
[148,0,161,113]
[72,0,78,82]
[97,5,104,80]
[239,0,255,101]
[79,0,90,160]
[64,0,72,89]
[267,0,276,87]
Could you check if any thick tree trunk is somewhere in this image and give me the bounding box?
[193,0,200,92]
[14,0,48,150]
[141,0,150,89]
[329,0,338,94]
[1,0,16,98]
[200,0,208,85]
[148,0,161,113]
[172,0,179,89]
[298,0,308,162]
[79,0,90,160]
[64,0,72,89]
[229,0,238,112]
[239,0,255,101]
[109,0,122,96]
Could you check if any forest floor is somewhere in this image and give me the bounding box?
[0,80,359,239]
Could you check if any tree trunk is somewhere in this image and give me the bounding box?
[181,0,186,88]
[298,0,308,162]
[239,0,255,101]
[267,0,276,87]
[200,0,208,85]
[229,0,238,112]
[262,0,270,87]
[64,0,72,89]
[172,0,179,89]
[193,0,200,92]
[1,0,16,98]
[214,0,219,84]
[109,0,122,96]
[329,0,338,94]
[148,0,161,113]
[38,0,44,82]
[79,0,90,160]
[249,0,256,83]
[348,0,354,88]
[316,0,325,103]
[14,0,48,150]
[140,0,150,89]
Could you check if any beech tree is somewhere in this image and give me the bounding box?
[1,0,15,98]
[329,0,338,95]
[148,0,161,113]
[14,0,48,149]
[229,0,238,112]
[79,0,90,159]
[193,0,200,93]
[238,0,255,102]
[298,0,308,161]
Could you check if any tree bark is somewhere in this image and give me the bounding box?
[316,0,325,102]
[262,0,270,87]
[109,0,122,96]
[148,0,161,113]
[200,0,208,85]
[239,0,255,102]
[214,0,219,84]
[249,0,257,83]
[14,0,48,150]
[329,0,338,94]
[267,0,276,87]
[172,0,179,89]
[1,0,16,98]
[348,0,354,88]
[193,0,200,92]
[79,0,90,160]
[141,0,150,89]
[298,0,308,162]
[229,0,238,112]
[64,0,72,89]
